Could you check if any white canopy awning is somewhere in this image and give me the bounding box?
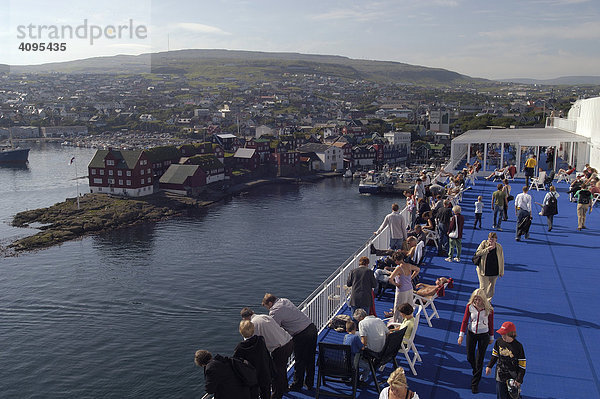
[452,127,589,146]
[450,126,590,173]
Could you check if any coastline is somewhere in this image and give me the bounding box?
[5,173,341,254]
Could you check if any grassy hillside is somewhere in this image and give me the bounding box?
[6,49,487,85]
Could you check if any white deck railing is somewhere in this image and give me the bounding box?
[297,223,392,332]
[546,116,577,133]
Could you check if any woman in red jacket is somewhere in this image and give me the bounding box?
[457,289,494,394]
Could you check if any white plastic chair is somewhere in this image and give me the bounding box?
[412,241,424,265]
[556,171,569,184]
[467,172,476,186]
[413,281,448,327]
[590,193,600,213]
[388,306,423,376]
[424,229,439,250]
[529,171,546,191]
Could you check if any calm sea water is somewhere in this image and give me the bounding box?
[0,144,404,398]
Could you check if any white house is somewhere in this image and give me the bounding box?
[298,143,344,171]
[255,125,274,138]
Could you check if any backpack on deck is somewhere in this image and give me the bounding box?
[544,194,558,215]
[578,190,592,205]
[328,314,352,332]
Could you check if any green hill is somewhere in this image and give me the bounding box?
[7,49,487,85]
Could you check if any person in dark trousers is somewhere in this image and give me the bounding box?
[524,154,537,187]
[436,200,453,256]
[540,185,559,231]
[262,293,317,393]
[502,179,512,221]
[240,307,293,399]
[486,322,526,399]
[347,256,377,316]
[474,196,484,229]
[458,289,494,394]
[514,186,532,241]
[234,320,273,399]
[195,349,252,399]
[492,183,507,231]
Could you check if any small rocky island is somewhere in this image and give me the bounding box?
[9,193,203,252]
[7,177,311,253]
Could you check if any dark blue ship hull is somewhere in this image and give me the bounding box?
[0,148,30,164]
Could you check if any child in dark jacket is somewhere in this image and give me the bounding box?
[233,320,274,399]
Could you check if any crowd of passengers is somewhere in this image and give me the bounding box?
[194,158,599,398]
[368,168,524,397]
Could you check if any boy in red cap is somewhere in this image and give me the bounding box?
[485,321,526,398]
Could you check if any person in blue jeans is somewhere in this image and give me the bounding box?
[343,321,369,382]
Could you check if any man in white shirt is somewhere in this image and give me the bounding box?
[514,186,532,241]
[241,307,293,399]
[353,308,389,353]
[375,203,408,250]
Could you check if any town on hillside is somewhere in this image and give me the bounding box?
[1,67,597,196]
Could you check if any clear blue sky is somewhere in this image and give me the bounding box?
[2,0,599,79]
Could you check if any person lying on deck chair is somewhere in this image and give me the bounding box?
[414,277,451,297]
[485,168,506,181]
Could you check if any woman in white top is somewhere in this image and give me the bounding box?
[378,367,420,399]
[458,289,494,394]
[388,252,420,323]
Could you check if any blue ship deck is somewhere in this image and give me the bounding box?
[284,177,600,399]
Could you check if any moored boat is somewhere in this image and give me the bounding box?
[0,147,29,164]
[358,169,415,195]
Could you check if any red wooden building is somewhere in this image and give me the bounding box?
[88,149,154,197]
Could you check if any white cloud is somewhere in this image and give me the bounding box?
[480,21,600,40]
[311,9,385,22]
[431,0,459,6]
[107,43,152,50]
[531,0,590,5]
[174,22,231,35]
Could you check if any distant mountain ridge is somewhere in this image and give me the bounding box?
[1,49,486,85]
[500,76,600,85]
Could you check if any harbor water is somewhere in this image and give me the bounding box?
[0,143,405,398]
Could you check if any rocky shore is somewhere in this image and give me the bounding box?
[10,193,184,252]
[7,175,335,253]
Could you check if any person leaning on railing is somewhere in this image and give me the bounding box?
[262,293,317,393]
[374,202,409,251]
[194,349,252,399]
[233,320,273,399]
[240,307,293,399]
